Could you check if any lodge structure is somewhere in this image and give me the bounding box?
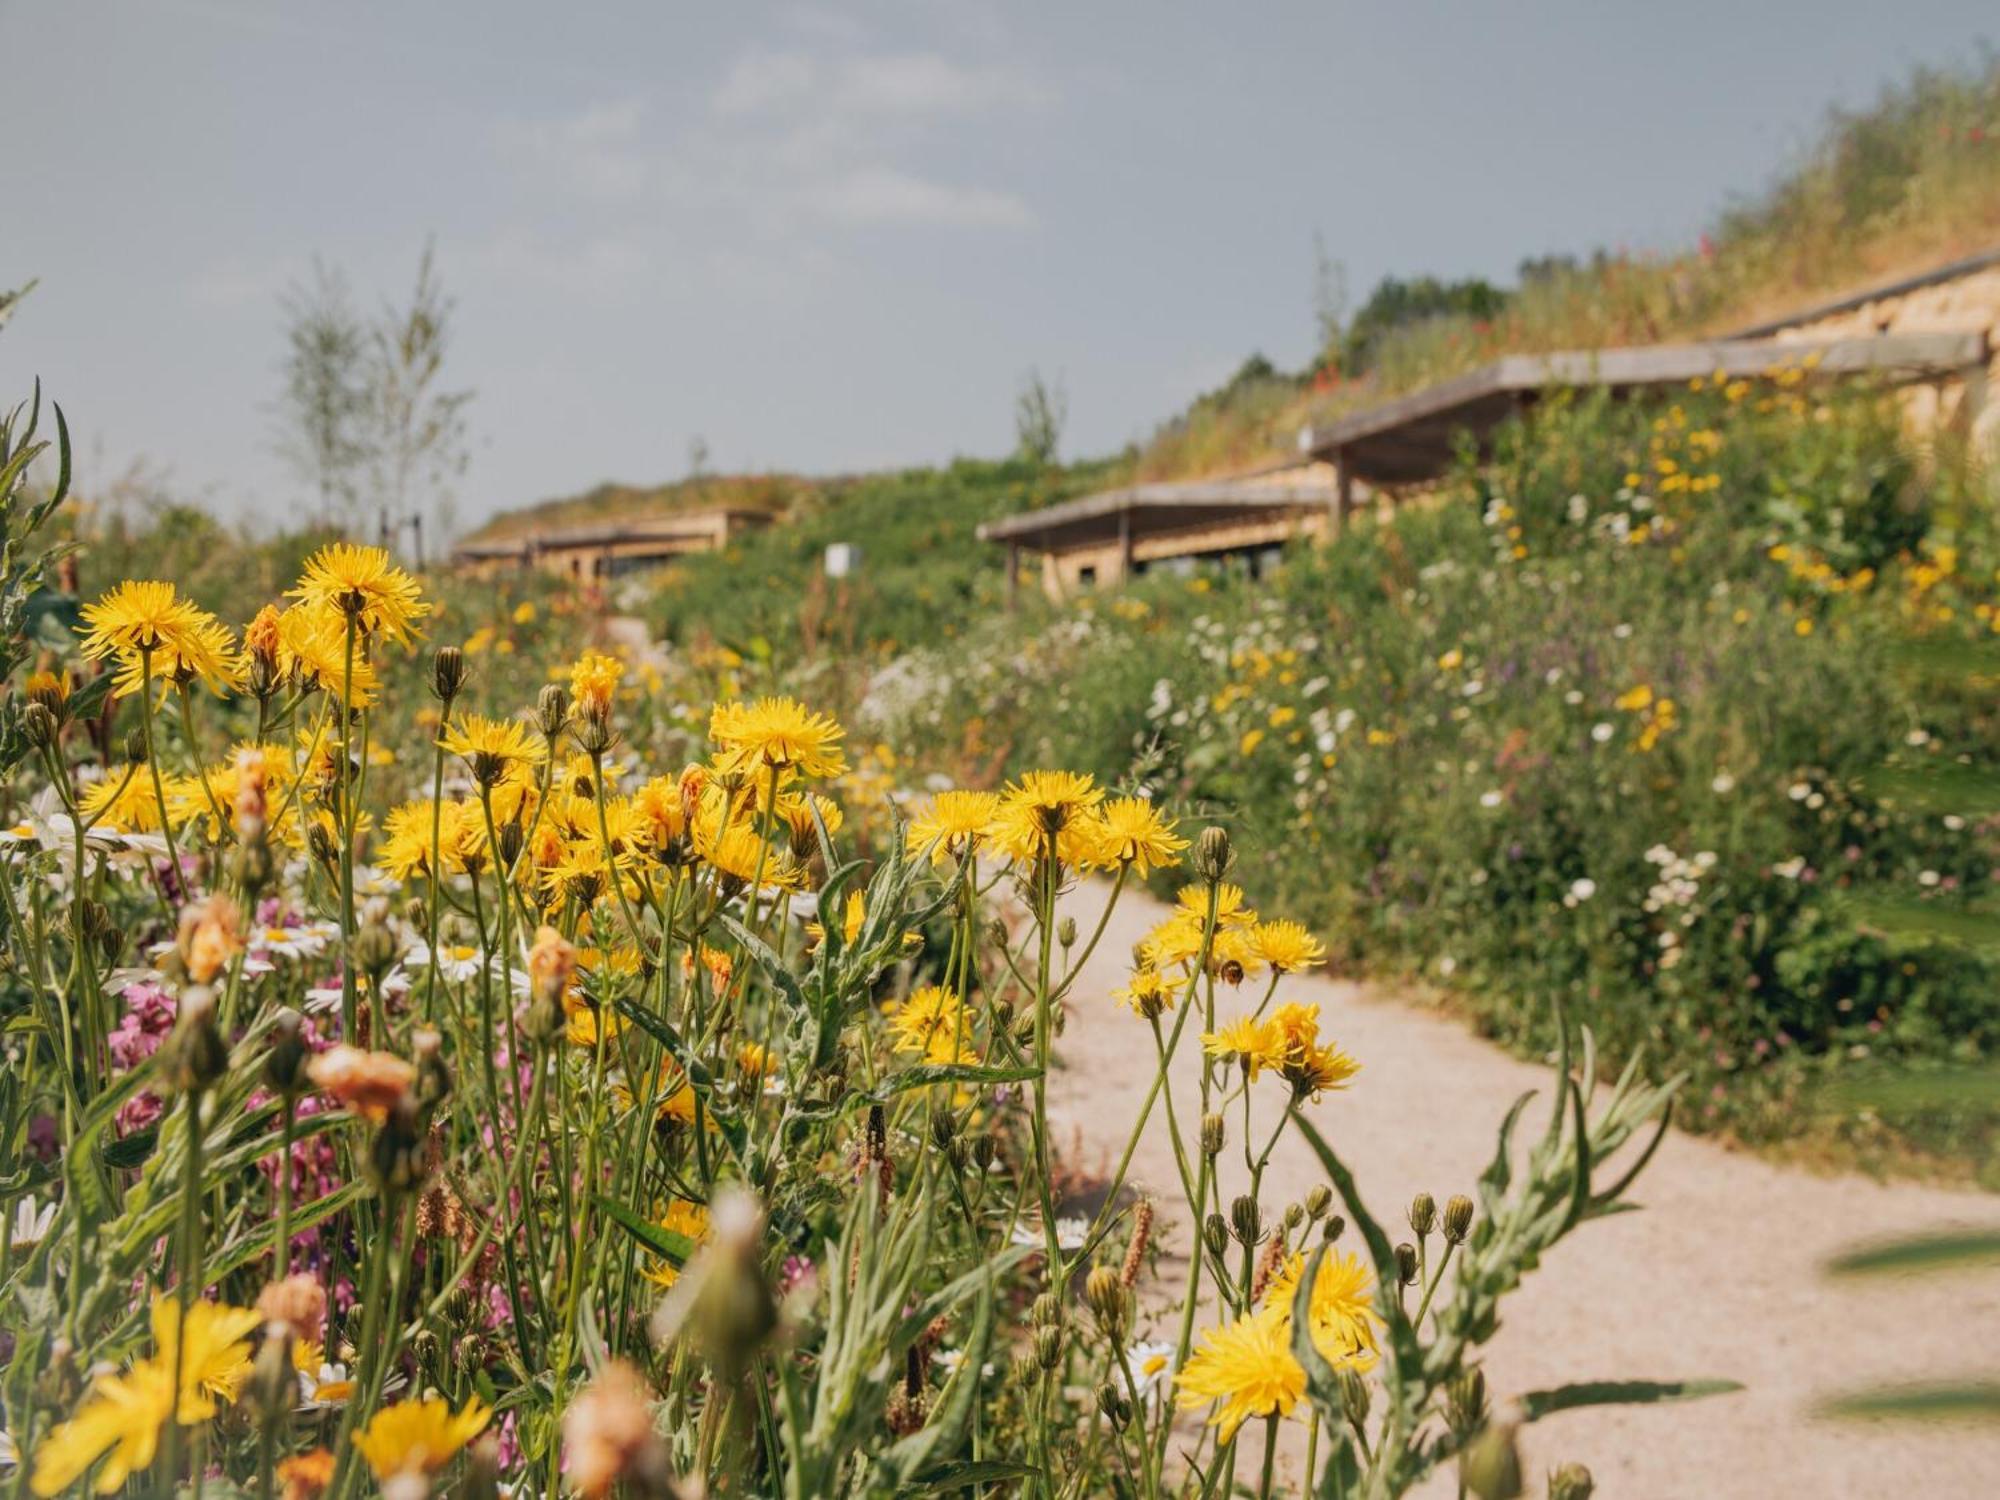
[975,462,1343,601]
[451,508,772,581]
[981,246,2000,601]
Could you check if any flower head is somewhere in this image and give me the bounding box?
[1091,797,1188,876]
[709,697,848,778]
[307,1044,416,1122]
[991,770,1104,866]
[78,581,241,696]
[353,1395,492,1480]
[30,1361,175,1496]
[905,790,1001,864]
[1262,1250,1380,1370]
[885,985,975,1065]
[569,651,624,720]
[442,713,547,786]
[290,543,430,645]
[1252,919,1326,975]
[1172,1305,1305,1440]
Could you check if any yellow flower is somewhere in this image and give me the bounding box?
[709,697,848,778]
[274,602,379,708]
[30,1361,175,1496]
[512,599,537,624]
[354,1396,492,1480]
[77,766,164,833]
[78,581,241,697]
[289,543,431,646]
[1090,797,1188,877]
[442,713,548,786]
[1201,1014,1273,1074]
[1614,684,1654,713]
[151,1297,263,1418]
[1262,1250,1381,1371]
[570,650,624,718]
[990,770,1103,866]
[1113,967,1174,1017]
[1437,648,1463,670]
[1265,1001,1361,1098]
[1251,920,1326,975]
[642,1199,715,1288]
[886,985,974,1065]
[904,789,1001,864]
[1172,1305,1305,1440]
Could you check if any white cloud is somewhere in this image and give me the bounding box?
[811,166,1034,229]
[710,49,1034,120]
[499,98,648,202]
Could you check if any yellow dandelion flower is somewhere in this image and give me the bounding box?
[353,1396,492,1480]
[77,767,162,833]
[642,1199,715,1288]
[990,769,1104,866]
[79,581,241,697]
[1262,1250,1381,1371]
[709,697,848,778]
[151,1296,262,1419]
[1202,1014,1275,1075]
[904,789,1001,864]
[1090,796,1188,876]
[886,985,975,1065]
[1251,919,1326,974]
[29,1360,175,1496]
[1113,967,1175,1017]
[289,543,431,646]
[1172,1305,1305,1440]
[274,602,379,708]
[441,713,547,786]
[569,650,623,719]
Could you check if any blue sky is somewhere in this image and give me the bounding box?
[2,1,1993,530]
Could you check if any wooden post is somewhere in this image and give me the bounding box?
[1006,542,1020,610]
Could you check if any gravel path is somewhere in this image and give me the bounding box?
[1046,880,2000,1498]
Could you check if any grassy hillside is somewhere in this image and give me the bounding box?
[1135,56,2000,482]
[864,380,2000,1175]
[464,472,803,542]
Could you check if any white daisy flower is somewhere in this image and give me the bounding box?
[1123,1340,1178,1403]
[10,1196,56,1252]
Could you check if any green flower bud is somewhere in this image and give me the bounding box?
[263,1010,312,1098]
[536,683,570,739]
[1460,1421,1523,1500]
[1035,1324,1064,1370]
[1283,1202,1306,1234]
[1193,826,1235,883]
[1056,916,1078,948]
[1395,1242,1420,1286]
[1444,1194,1475,1245]
[1322,1214,1346,1245]
[1448,1366,1489,1430]
[161,988,229,1095]
[1547,1463,1595,1500]
[1305,1185,1333,1221]
[368,1096,428,1196]
[1201,1113,1225,1157]
[1096,1381,1130,1430]
[1335,1365,1371,1425]
[1202,1213,1228,1260]
[1229,1194,1262,1247]
[1408,1192,1437,1238]
[431,646,466,704]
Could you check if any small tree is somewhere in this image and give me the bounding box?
[273,259,370,528]
[1014,367,1067,469]
[368,241,472,555]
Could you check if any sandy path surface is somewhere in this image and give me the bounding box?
[1046,880,2000,1499]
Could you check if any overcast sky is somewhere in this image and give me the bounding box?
[2,1,1993,531]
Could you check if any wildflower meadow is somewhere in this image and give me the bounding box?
[0,358,1745,1500]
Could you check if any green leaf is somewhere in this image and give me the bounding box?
[1827,1229,2000,1277]
[1818,1383,2000,1422]
[593,1194,697,1266]
[879,1269,995,1482]
[1518,1378,1743,1423]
